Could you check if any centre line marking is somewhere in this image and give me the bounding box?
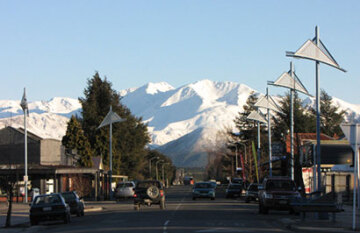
[163,220,170,233]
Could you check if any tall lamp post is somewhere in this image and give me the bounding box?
[98,106,125,200]
[20,88,29,203]
[227,142,239,175]
[156,160,164,181]
[161,163,170,187]
[255,88,283,176]
[247,109,267,183]
[268,61,310,179]
[286,26,346,191]
[149,156,159,179]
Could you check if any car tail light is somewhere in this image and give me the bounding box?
[133,193,137,198]
[160,190,164,197]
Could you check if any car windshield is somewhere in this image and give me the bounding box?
[266,180,295,191]
[137,181,160,188]
[117,183,134,188]
[61,192,76,201]
[34,195,61,205]
[195,183,211,189]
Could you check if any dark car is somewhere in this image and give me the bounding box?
[245,183,260,203]
[192,182,215,200]
[225,183,243,198]
[60,191,85,216]
[258,176,301,214]
[133,180,165,210]
[29,193,71,225]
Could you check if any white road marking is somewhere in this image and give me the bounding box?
[163,220,170,233]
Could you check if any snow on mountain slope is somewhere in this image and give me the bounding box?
[0,97,81,139]
[1,80,360,167]
[0,112,70,140]
[121,80,255,146]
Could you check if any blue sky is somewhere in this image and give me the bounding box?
[0,0,359,104]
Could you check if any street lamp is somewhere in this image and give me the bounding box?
[149,156,159,179]
[268,61,310,180]
[97,106,125,200]
[286,26,346,192]
[161,163,170,187]
[20,88,28,203]
[247,110,267,183]
[255,88,283,176]
[227,142,238,175]
[155,160,164,181]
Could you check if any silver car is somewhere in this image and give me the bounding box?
[115,181,136,200]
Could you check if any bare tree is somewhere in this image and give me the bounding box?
[0,165,19,227]
[71,174,92,198]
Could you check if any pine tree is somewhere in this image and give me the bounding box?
[78,72,150,179]
[309,90,345,137]
[62,116,93,167]
[272,91,314,141]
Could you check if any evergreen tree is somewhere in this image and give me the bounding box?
[272,92,314,141]
[78,72,150,179]
[62,116,93,167]
[310,90,345,137]
[233,91,259,142]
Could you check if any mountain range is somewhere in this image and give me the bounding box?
[1,80,359,167]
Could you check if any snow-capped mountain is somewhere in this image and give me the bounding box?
[1,80,359,167]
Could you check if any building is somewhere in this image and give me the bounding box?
[0,126,109,201]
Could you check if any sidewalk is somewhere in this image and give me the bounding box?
[279,204,360,232]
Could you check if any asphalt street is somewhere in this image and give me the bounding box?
[17,185,297,233]
[4,185,355,233]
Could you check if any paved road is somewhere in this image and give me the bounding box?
[22,185,297,233]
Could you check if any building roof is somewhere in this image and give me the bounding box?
[286,133,334,154]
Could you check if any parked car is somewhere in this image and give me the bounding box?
[115,181,136,200]
[133,180,165,210]
[60,191,85,217]
[245,183,260,203]
[258,176,301,214]
[192,182,215,200]
[225,183,243,198]
[208,180,217,189]
[29,193,71,225]
[231,177,244,185]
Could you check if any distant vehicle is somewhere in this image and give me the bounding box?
[60,191,85,217]
[245,183,260,203]
[29,193,70,225]
[231,177,244,185]
[258,176,301,214]
[225,183,243,198]
[115,181,136,200]
[133,180,165,210]
[208,180,217,189]
[184,176,194,185]
[192,182,215,200]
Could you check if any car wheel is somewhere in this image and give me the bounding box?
[146,186,160,199]
[64,213,70,224]
[192,197,196,200]
[211,197,215,200]
[30,218,38,226]
[245,198,250,203]
[81,209,85,216]
[76,209,81,217]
